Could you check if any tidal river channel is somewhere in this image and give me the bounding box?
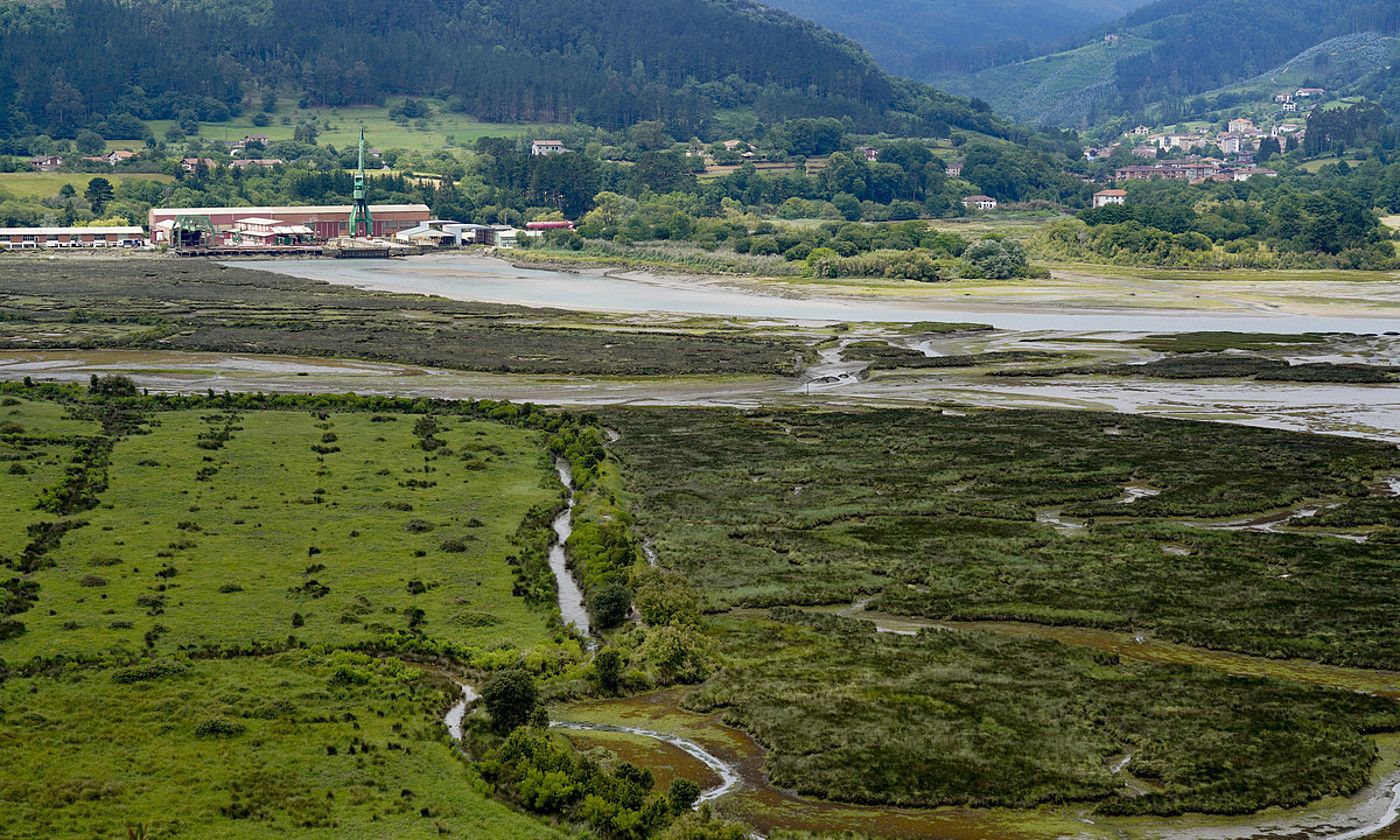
[237,254,1400,334]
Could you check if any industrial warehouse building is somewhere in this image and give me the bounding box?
[0,226,145,249]
[146,204,430,245]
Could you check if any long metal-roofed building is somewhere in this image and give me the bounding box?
[146,204,430,245]
[1,226,145,249]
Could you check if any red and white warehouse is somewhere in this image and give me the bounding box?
[146,204,430,244]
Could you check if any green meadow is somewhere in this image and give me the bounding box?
[0,652,562,839]
[0,172,174,200]
[144,98,555,154]
[0,388,579,838]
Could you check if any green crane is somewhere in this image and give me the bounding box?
[347,127,373,238]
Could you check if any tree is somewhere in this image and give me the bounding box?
[591,582,633,629]
[964,239,1030,279]
[593,648,623,694]
[84,177,114,213]
[668,778,700,813]
[44,74,86,137]
[481,668,538,733]
[75,129,105,155]
[293,122,319,144]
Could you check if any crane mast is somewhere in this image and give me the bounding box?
[348,128,373,238]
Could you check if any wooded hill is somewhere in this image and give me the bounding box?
[932,0,1400,127]
[0,0,1018,142]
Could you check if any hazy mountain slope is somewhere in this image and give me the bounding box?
[933,0,1400,126]
[761,0,1150,77]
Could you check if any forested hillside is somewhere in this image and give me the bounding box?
[761,0,1149,77]
[935,0,1400,126]
[0,0,1014,142]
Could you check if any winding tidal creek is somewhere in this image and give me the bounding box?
[550,458,593,643]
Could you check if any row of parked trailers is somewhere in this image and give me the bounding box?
[0,226,146,249]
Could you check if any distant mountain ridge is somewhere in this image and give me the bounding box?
[930,0,1400,127]
[760,0,1151,77]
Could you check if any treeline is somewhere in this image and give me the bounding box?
[1044,162,1400,268]
[0,0,1019,143]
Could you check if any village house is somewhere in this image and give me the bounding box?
[1163,133,1208,152]
[1227,118,1256,134]
[1115,160,1220,182]
[854,145,880,162]
[28,155,63,171]
[945,160,963,178]
[531,140,568,156]
[1281,101,1298,112]
[1295,87,1325,98]
[1131,144,1159,159]
[1130,125,1152,136]
[229,134,271,152]
[1092,189,1127,208]
[1217,134,1244,155]
[180,157,218,173]
[79,149,136,166]
[962,195,997,211]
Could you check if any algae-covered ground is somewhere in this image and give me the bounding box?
[603,406,1400,817]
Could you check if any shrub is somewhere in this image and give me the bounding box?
[78,574,107,587]
[194,718,246,738]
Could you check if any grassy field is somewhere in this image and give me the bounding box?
[3,404,560,662]
[143,98,554,153]
[0,652,562,839]
[0,259,800,377]
[0,387,586,838]
[0,172,174,200]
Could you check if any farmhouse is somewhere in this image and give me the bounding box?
[531,140,568,156]
[229,134,271,151]
[180,157,217,173]
[854,145,880,162]
[962,195,997,211]
[28,155,63,171]
[80,150,136,166]
[1092,189,1127,208]
[945,160,963,178]
[147,203,430,244]
[1232,167,1278,181]
[0,226,144,249]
